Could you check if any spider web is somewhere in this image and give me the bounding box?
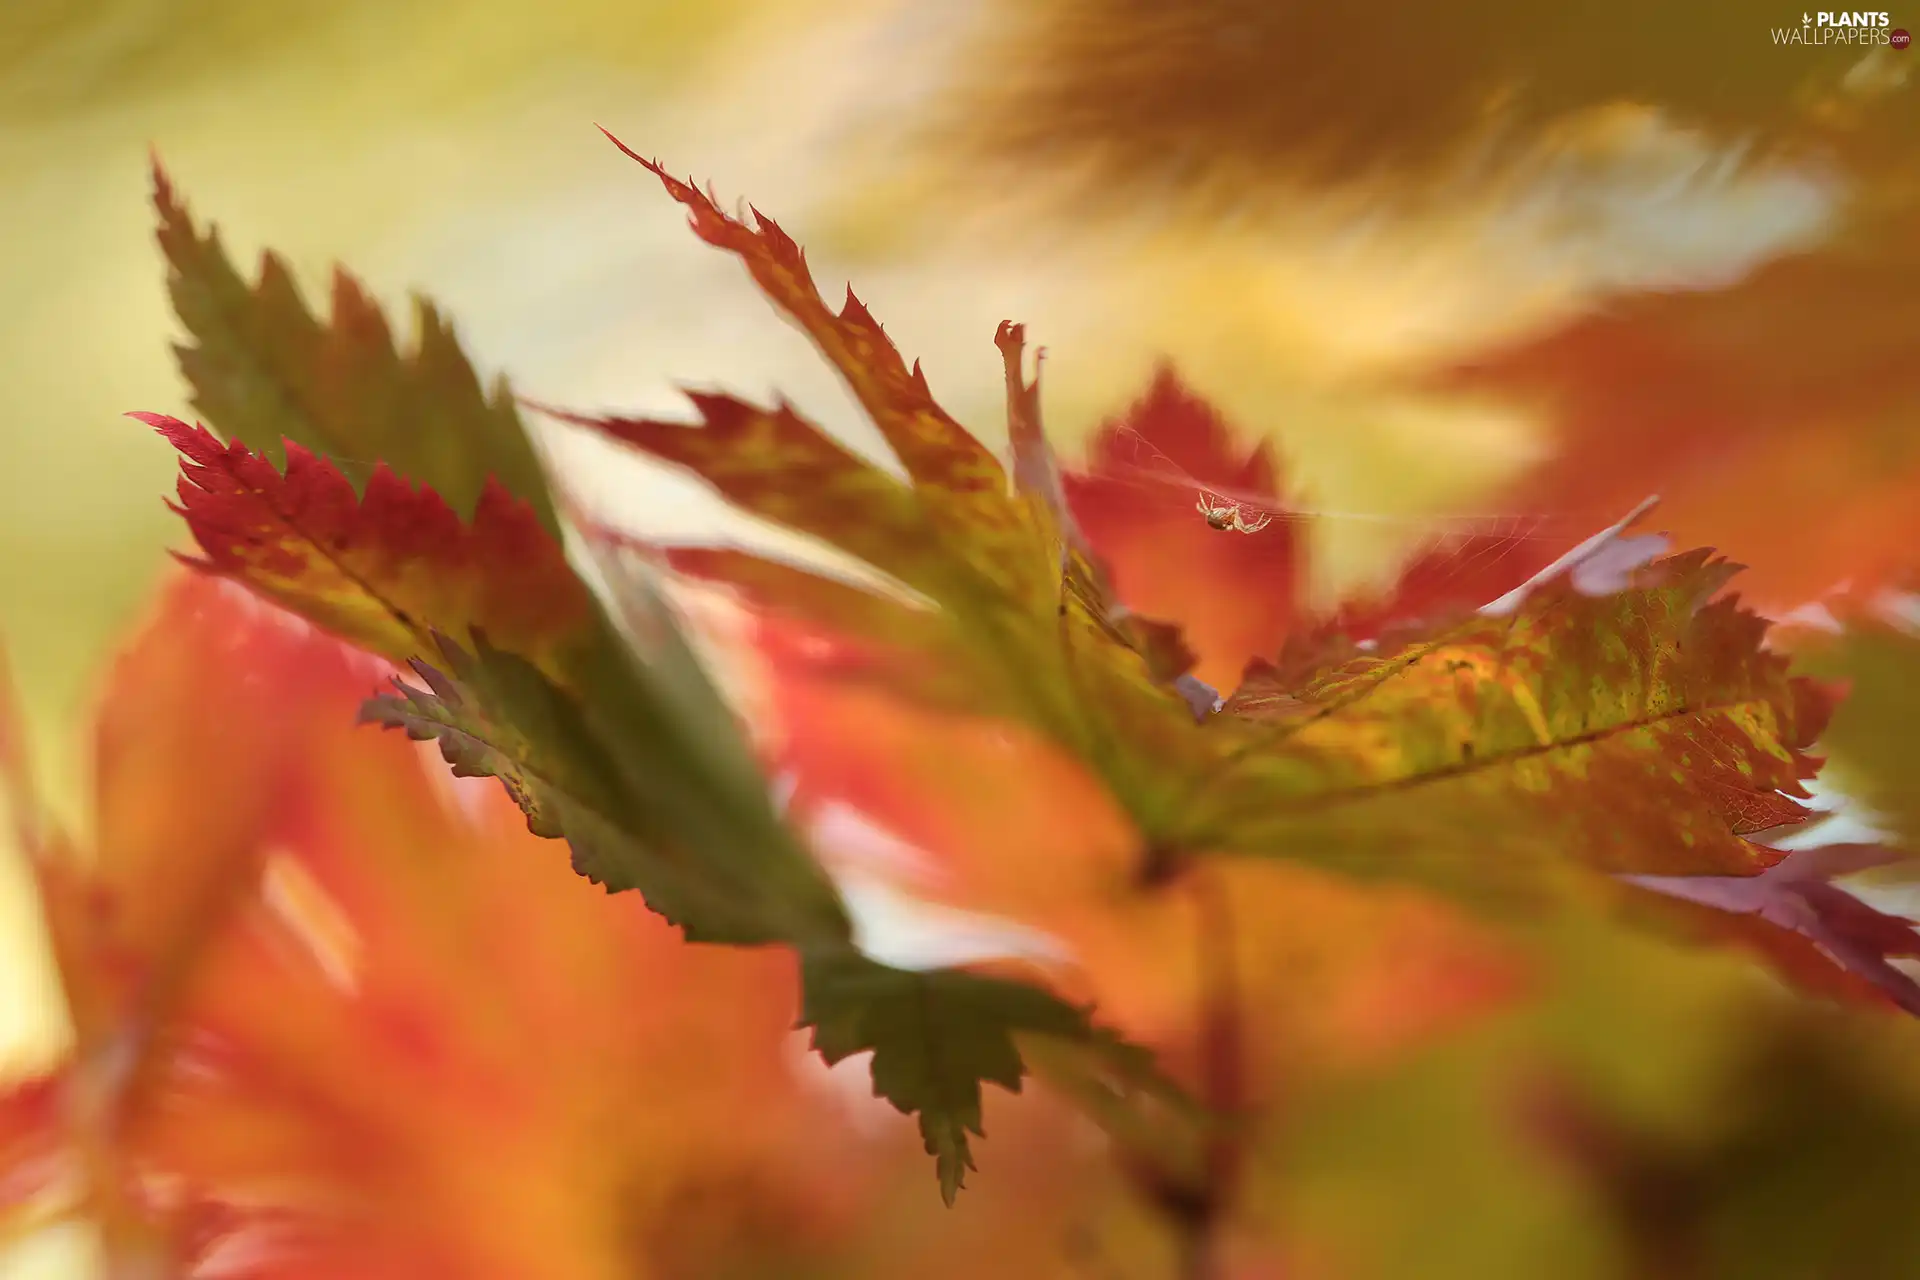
[1089,422,1594,538]
[1079,421,1659,606]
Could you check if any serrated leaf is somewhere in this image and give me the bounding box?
[550,140,1216,847]
[139,179,1167,1197]
[362,635,851,948]
[562,149,1827,910]
[1202,552,1830,891]
[143,410,850,947]
[144,204,868,971]
[153,159,560,535]
[798,951,1151,1205]
[596,129,1011,513]
[138,413,593,680]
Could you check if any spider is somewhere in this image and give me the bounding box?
[1195,490,1274,534]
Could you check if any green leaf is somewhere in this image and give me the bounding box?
[798,951,1159,1205]
[362,631,852,948]
[153,157,561,536]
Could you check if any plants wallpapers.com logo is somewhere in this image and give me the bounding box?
[1772,11,1912,45]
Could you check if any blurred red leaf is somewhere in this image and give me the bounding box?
[1428,206,1920,612]
[1059,366,1674,690]
[10,572,861,1276]
[0,1073,69,1223]
[1062,368,1303,691]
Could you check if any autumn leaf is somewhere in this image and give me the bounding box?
[567,141,1833,920]
[763,547,1904,1126]
[1205,552,1829,886]
[551,135,1216,839]
[143,174,1176,1199]
[1660,605,1920,1009]
[1054,364,1670,686]
[1060,366,1303,692]
[362,634,850,947]
[146,178,813,916]
[766,567,1897,1081]
[138,412,594,679]
[142,407,861,957]
[1,570,873,1275]
[154,157,559,534]
[593,129,1012,519]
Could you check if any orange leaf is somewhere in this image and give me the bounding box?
[1429,206,1920,610]
[25,570,863,1277]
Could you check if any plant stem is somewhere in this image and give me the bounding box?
[1182,866,1246,1280]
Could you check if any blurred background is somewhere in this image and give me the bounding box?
[2,2,1914,1276]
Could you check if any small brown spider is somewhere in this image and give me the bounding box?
[1196,490,1273,534]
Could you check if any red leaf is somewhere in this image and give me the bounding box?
[153,158,560,536]
[0,1072,70,1220]
[140,413,593,678]
[1062,368,1303,690]
[1427,207,1920,610]
[25,570,863,1276]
